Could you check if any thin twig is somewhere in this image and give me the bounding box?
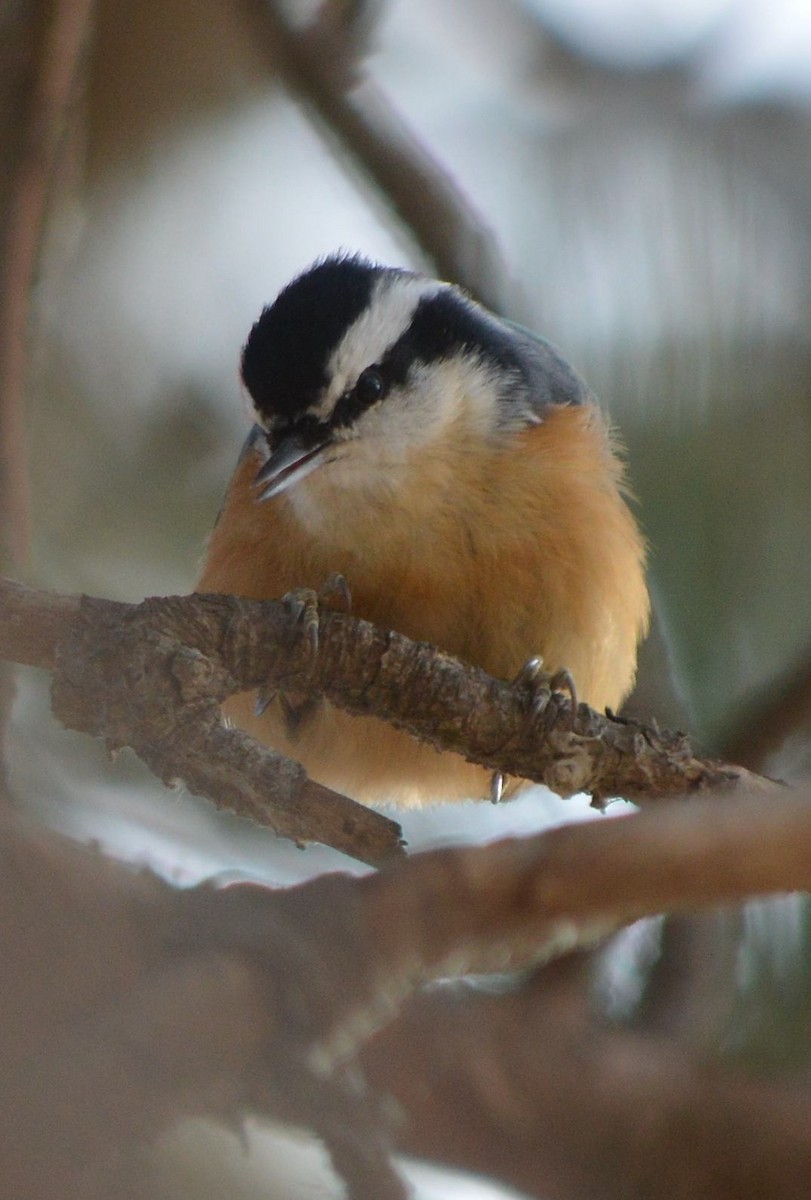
[722,646,811,772]
[0,0,94,568]
[238,0,514,313]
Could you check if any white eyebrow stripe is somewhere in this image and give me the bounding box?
[320,274,442,412]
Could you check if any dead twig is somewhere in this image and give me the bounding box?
[0,579,403,865]
[0,0,94,568]
[722,644,811,772]
[362,958,811,1200]
[238,0,514,312]
[0,577,760,865]
[4,775,811,1197]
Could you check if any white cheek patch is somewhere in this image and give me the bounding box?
[312,275,443,420]
[350,355,506,460]
[284,356,508,533]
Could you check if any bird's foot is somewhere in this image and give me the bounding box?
[282,573,352,660]
[516,656,578,731]
[255,575,353,717]
[489,656,579,803]
[318,571,352,615]
[283,586,321,659]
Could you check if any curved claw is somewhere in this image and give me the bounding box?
[549,667,579,731]
[529,681,553,721]
[282,574,353,661]
[514,655,580,732]
[515,655,544,687]
[283,587,321,658]
[320,571,352,614]
[489,656,579,801]
[254,687,277,717]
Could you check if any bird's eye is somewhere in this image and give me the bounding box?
[331,366,387,431]
[354,366,385,406]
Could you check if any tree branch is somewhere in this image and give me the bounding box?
[0,579,404,865]
[238,0,514,313]
[0,576,763,864]
[164,785,811,1195]
[0,0,94,568]
[723,643,811,772]
[4,775,811,1196]
[362,960,811,1200]
[181,787,811,1197]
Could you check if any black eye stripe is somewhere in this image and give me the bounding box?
[244,257,586,441]
[331,365,388,429]
[370,290,586,411]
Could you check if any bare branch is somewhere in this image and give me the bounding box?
[362,961,811,1200]
[238,0,514,312]
[182,787,811,1195]
[0,0,94,568]
[5,778,811,1196]
[316,0,385,58]
[366,787,811,976]
[0,577,79,668]
[0,578,761,863]
[723,644,811,772]
[0,579,403,865]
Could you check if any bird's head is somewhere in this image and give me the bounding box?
[241,253,587,502]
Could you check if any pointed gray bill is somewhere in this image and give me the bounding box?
[253,429,333,501]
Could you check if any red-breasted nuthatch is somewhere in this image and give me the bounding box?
[198,254,649,806]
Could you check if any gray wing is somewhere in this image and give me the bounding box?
[500,317,592,418]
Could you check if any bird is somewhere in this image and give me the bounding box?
[198,253,649,807]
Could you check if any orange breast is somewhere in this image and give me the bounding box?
[197,405,648,806]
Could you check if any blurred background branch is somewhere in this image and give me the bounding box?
[364,953,811,1200]
[238,0,514,310]
[3,0,811,1197]
[0,0,94,570]
[3,787,811,1199]
[723,645,811,771]
[0,0,94,799]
